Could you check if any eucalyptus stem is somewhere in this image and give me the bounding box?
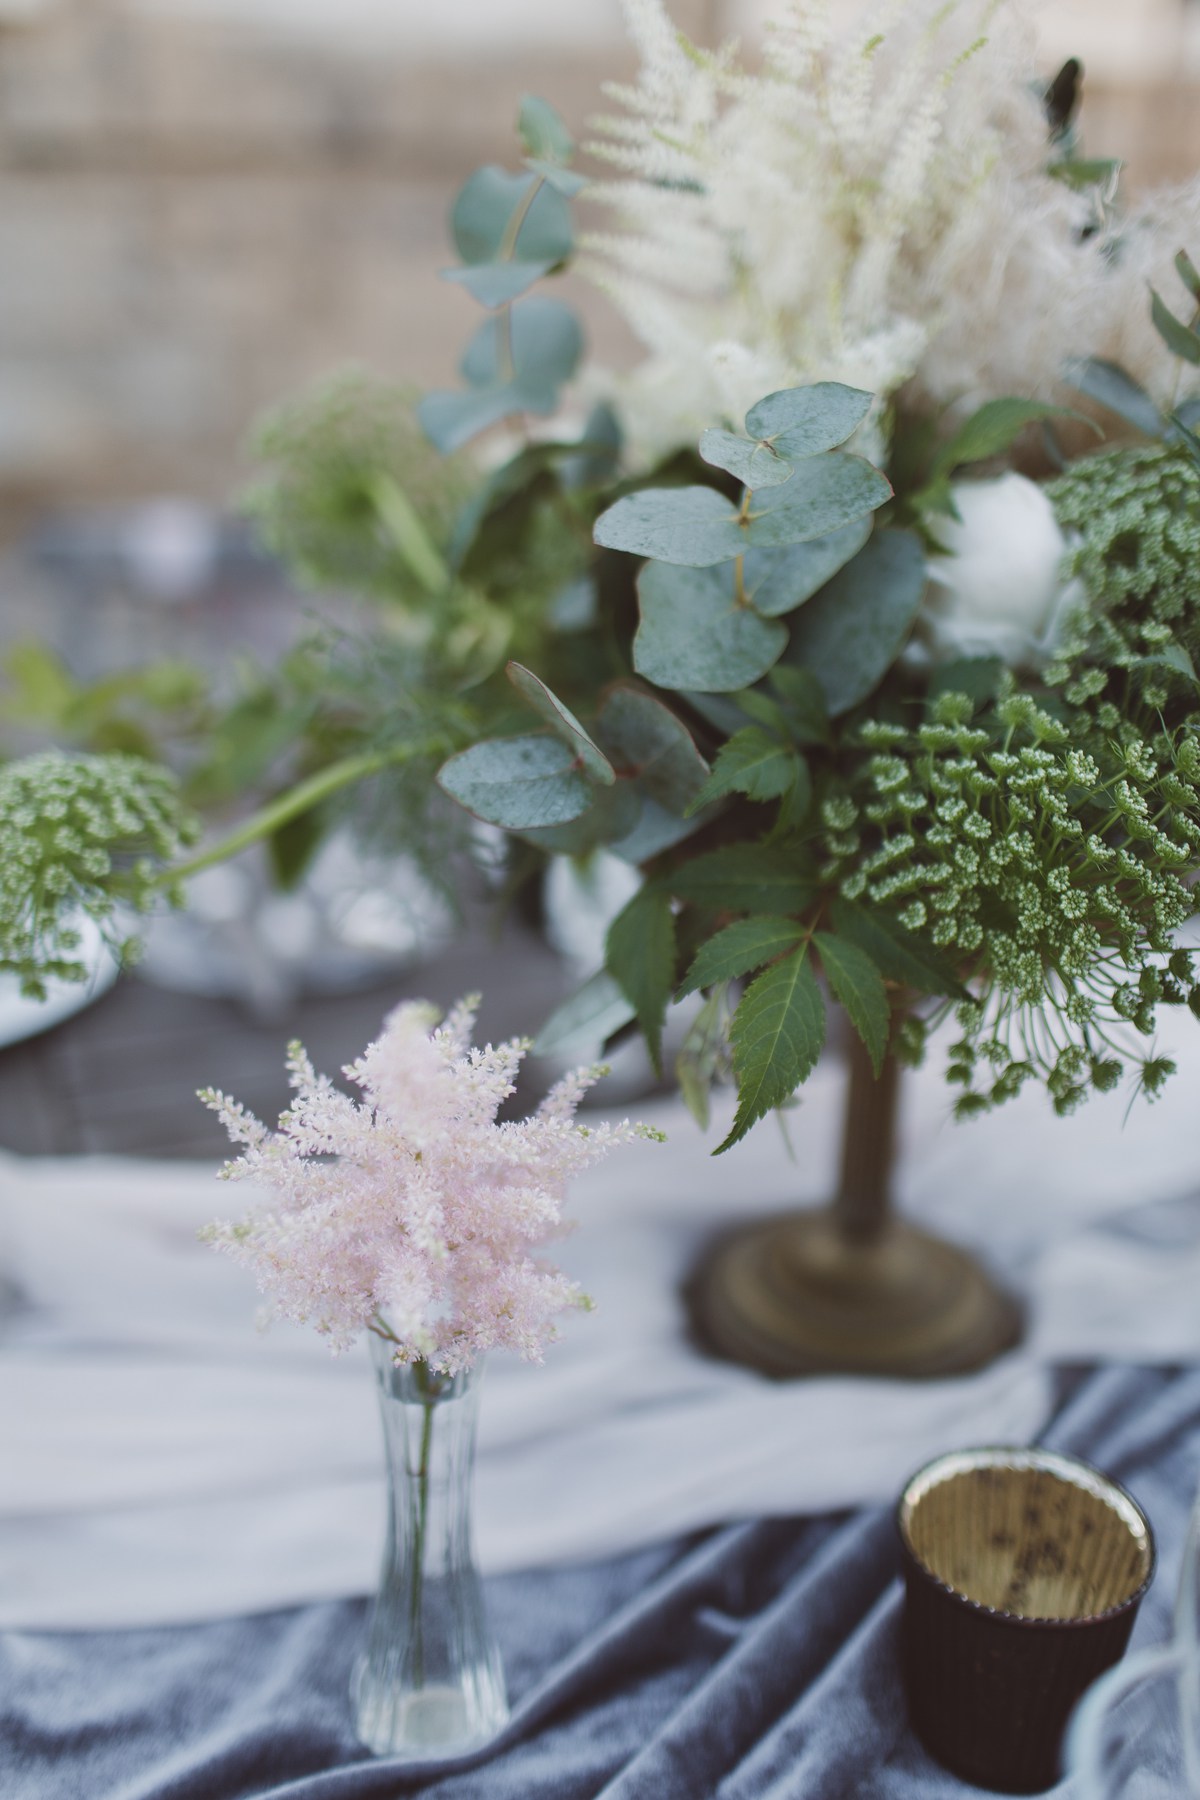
[145,739,450,892]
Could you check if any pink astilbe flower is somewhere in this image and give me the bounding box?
[200,995,663,1373]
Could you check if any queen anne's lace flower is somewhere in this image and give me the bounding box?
[201,997,663,1372]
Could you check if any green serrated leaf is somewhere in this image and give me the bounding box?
[814,932,889,1076]
[594,486,745,567]
[517,95,575,165]
[605,885,677,1070]
[633,561,787,692]
[451,166,573,268]
[686,727,800,812]
[744,384,873,456]
[786,529,924,715]
[1151,289,1200,365]
[742,518,872,617]
[742,455,891,549]
[929,398,1075,481]
[830,897,967,999]
[716,948,826,1152]
[679,915,805,997]
[438,734,594,829]
[533,969,635,1058]
[1064,358,1165,439]
[506,662,615,784]
[668,844,815,915]
[698,430,793,490]
[594,685,708,814]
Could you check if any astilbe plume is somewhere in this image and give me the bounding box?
[200,998,663,1372]
[584,0,1199,467]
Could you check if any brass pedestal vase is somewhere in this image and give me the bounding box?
[687,1034,1023,1380]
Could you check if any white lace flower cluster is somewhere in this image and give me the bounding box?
[584,0,1199,467]
[201,997,663,1372]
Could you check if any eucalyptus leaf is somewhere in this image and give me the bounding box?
[451,167,573,268]
[742,518,872,617]
[595,685,709,814]
[668,844,815,915]
[744,384,873,456]
[634,561,787,692]
[460,297,583,396]
[420,386,528,455]
[606,885,677,1070]
[717,948,826,1152]
[560,402,622,490]
[523,160,589,197]
[517,778,641,853]
[533,969,636,1059]
[698,430,793,490]
[687,727,800,812]
[442,261,552,309]
[742,455,891,550]
[517,95,574,166]
[785,529,924,715]
[1151,290,1200,365]
[594,486,746,567]
[608,793,708,863]
[679,915,805,997]
[438,734,594,829]
[814,932,889,1076]
[506,662,615,784]
[1065,358,1166,438]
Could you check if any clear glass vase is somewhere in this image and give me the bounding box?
[352,1335,509,1758]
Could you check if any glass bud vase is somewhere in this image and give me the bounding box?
[352,1334,509,1758]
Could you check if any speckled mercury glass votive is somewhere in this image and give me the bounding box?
[898,1447,1155,1795]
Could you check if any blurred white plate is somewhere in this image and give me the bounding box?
[0,918,119,1050]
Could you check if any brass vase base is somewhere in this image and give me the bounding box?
[686,1209,1024,1381]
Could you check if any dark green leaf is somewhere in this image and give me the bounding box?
[594,485,745,567]
[1151,289,1200,365]
[744,384,873,456]
[716,948,825,1152]
[929,398,1074,480]
[742,455,891,549]
[506,662,615,784]
[766,666,832,745]
[606,885,677,1070]
[679,915,805,996]
[533,969,635,1058]
[1047,156,1121,191]
[442,261,552,308]
[742,518,872,617]
[594,685,709,814]
[517,95,575,166]
[830,897,967,999]
[687,727,800,812]
[668,844,815,914]
[814,932,889,1076]
[785,529,924,715]
[438,734,594,828]
[1176,249,1200,302]
[926,657,1004,712]
[698,430,793,489]
[451,166,573,267]
[1064,358,1165,438]
[634,561,787,692]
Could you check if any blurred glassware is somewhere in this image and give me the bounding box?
[1067,1495,1200,1796]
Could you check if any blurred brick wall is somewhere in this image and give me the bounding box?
[0,0,1196,523]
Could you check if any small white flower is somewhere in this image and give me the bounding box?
[923,473,1076,667]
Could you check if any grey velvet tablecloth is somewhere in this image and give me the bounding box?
[5,1364,1197,1800]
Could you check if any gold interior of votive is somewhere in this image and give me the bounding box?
[900,1449,1153,1621]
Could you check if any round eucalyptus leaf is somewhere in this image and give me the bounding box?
[524,160,589,197]
[742,454,890,550]
[517,95,575,166]
[438,734,594,829]
[518,778,640,853]
[595,685,708,813]
[460,297,583,402]
[744,383,874,456]
[633,561,787,692]
[698,430,793,490]
[608,793,708,864]
[594,486,745,567]
[419,386,526,455]
[442,261,552,309]
[785,528,925,715]
[451,167,573,269]
[507,662,616,785]
[742,517,872,616]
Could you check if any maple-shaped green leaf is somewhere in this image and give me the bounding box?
[668,844,814,915]
[686,727,802,813]
[605,885,677,1071]
[830,897,967,999]
[679,915,805,997]
[717,947,825,1152]
[814,931,890,1077]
